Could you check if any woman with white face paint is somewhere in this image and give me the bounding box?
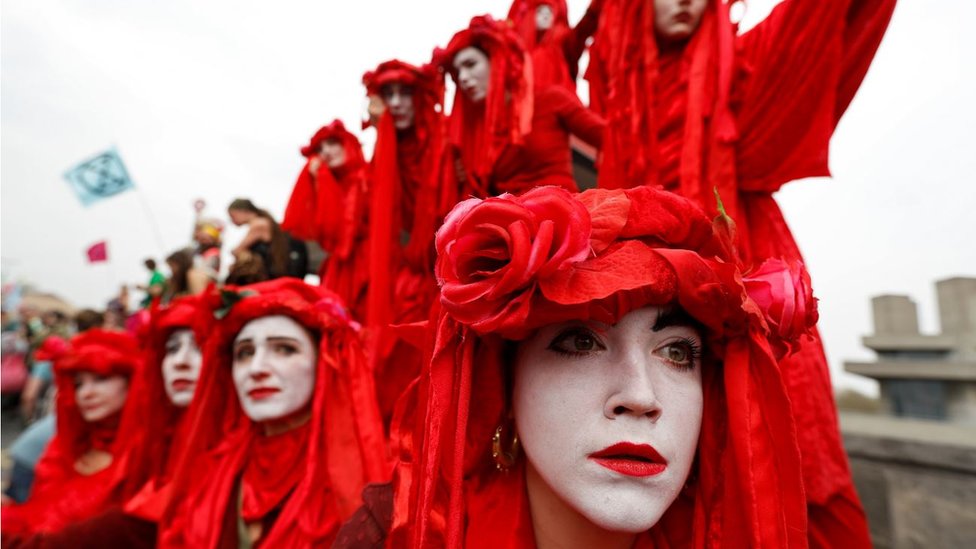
[352,185,816,547]
[282,120,372,320]
[433,15,605,200]
[1,330,142,537]
[159,279,387,548]
[361,60,447,431]
[587,2,895,544]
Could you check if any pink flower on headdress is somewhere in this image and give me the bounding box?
[315,295,361,331]
[435,187,591,333]
[743,259,819,358]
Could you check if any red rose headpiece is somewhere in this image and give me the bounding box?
[395,185,811,547]
[162,278,387,547]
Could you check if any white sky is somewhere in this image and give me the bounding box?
[2,0,974,394]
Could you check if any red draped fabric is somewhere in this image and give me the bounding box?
[506,0,603,92]
[1,330,142,538]
[587,1,896,545]
[159,280,389,549]
[383,186,809,548]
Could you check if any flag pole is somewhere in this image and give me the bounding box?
[113,145,167,255]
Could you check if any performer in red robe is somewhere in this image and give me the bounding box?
[336,185,816,547]
[292,120,371,320]
[362,60,446,429]
[1,330,142,537]
[586,0,897,545]
[158,279,388,548]
[433,15,606,200]
[4,297,208,549]
[506,0,603,92]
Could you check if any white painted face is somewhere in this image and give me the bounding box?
[231,315,317,423]
[653,0,708,44]
[513,306,704,533]
[74,372,129,422]
[319,138,347,169]
[535,4,555,31]
[161,329,202,408]
[452,46,491,103]
[381,82,416,130]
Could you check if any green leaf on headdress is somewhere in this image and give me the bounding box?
[213,289,257,319]
[711,188,740,264]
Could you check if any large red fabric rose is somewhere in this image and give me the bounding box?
[743,258,819,358]
[435,187,591,334]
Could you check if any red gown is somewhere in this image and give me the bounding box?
[588,0,897,544]
[454,85,605,198]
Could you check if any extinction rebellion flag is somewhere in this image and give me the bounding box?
[64,148,135,207]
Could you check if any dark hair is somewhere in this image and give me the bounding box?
[74,309,105,333]
[165,249,195,297]
[227,198,290,278]
[144,258,157,270]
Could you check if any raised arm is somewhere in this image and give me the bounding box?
[735,0,897,192]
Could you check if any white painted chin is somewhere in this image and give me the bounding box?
[240,396,305,423]
[167,388,194,408]
[463,88,487,103]
[393,117,414,130]
[574,492,670,534]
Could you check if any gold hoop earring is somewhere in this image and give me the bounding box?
[492,423,520,472]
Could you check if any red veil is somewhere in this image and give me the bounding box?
[432,15,534,199]
[362,61,447,429]
[587,2,896,542]
[159,279,388,548]
[390,185,812,547]
[119,296,210,520]
[2,330,143,536]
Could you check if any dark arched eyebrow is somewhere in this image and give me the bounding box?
[651,307,698,332]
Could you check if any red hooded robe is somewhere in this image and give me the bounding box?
[1,330,143,538]
[157,279,388,548]
[587,0,897,545]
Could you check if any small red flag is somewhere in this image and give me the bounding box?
[86,241,108,263]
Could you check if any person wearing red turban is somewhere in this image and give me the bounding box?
[361,60,447,430]
[284,120,371,320]
[1,329,143,537]
[335,184,817,547]
[506,0,603,92]
[433,15,605,200]
[158,279,388,548]
[586,1,896,544]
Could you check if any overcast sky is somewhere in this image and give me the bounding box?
[2,0,974,394]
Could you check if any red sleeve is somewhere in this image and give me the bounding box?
[734,0,896,192]
[552,87,606,149]
[563,0,604,74]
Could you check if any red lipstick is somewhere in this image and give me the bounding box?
[247,387,280,401]
[590,442,667,477]
[170,379,194,391]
